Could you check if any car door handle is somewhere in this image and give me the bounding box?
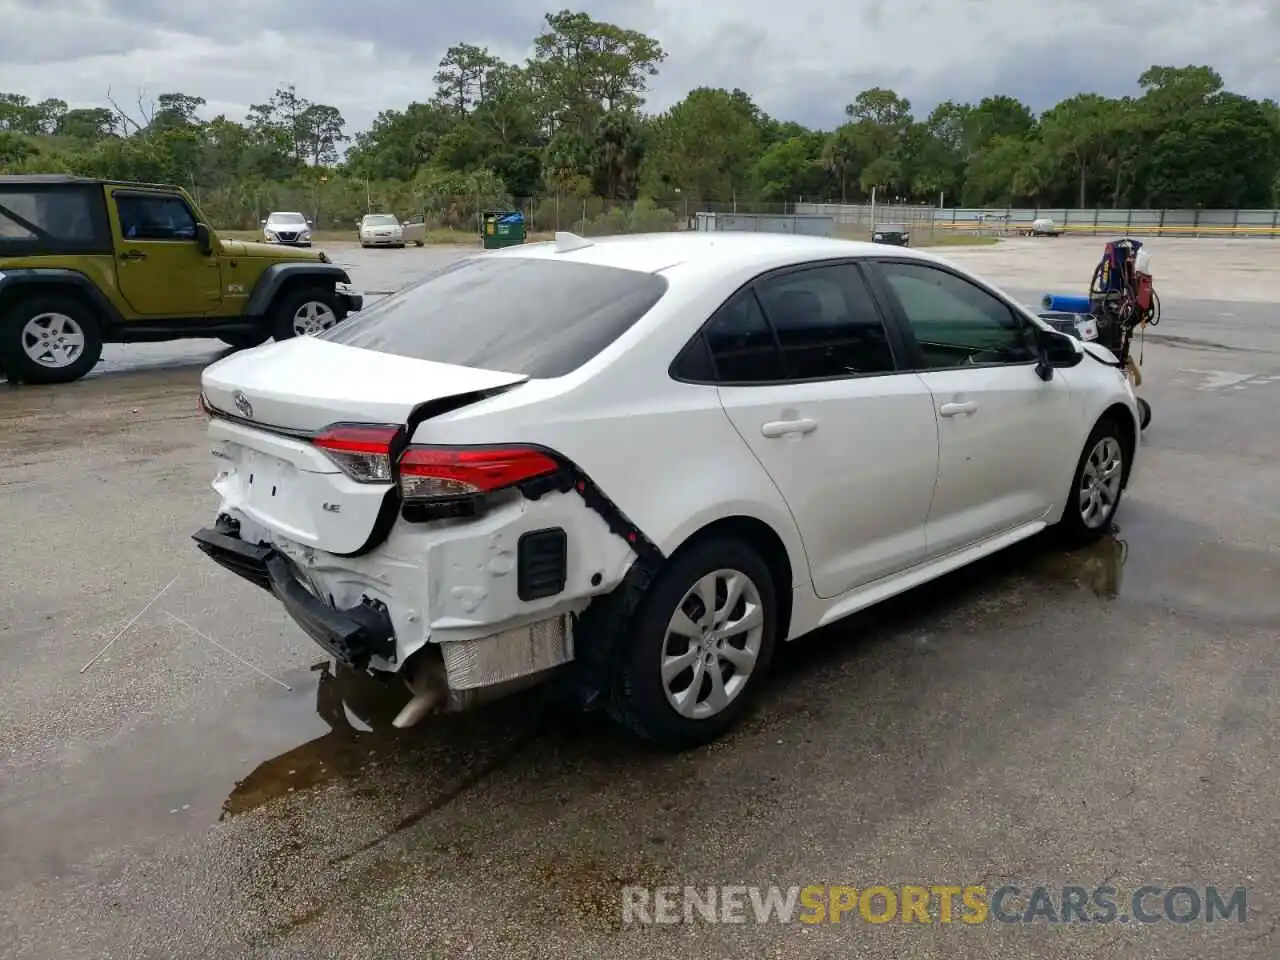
[120,250,147,262]
[761,418,818,438]
[939,401,978,417]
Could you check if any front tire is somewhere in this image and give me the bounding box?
[1056,417,1129,545]
[0,294,104,385]
[218,329,271,350]
[1137,397,1151,430]
[609,538,778,750]
[270,286,346,341]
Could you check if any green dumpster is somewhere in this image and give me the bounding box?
[481,210,527,249]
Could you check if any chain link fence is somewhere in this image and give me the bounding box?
[186,182,1280,240]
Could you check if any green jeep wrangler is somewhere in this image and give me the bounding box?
[0,174,363,384]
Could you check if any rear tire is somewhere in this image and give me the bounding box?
[1055,417,1129,546]
[608,538,778,750]
[270,286,346,341]
[0,294,104,385]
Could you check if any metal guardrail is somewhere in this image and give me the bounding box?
[797,203,1280,238]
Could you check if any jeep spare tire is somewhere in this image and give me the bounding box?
[0,294,104,384]
[271,286,346,341]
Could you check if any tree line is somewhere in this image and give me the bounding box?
[1,9,1277,231]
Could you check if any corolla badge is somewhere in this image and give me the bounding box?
[231,390,254,419]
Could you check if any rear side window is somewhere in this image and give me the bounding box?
[322,256,668,378]
[755,263,896,379]
[0,185,111,255]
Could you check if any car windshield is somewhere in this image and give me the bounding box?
[321,256,669,378]
[364,215,398,226]
[877,224,907,232]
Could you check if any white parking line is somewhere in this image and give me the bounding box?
[80,575,180,673]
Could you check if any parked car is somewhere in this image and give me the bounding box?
[358,213,425,248]
[261,211,314,246]
[0,175,361,384]
[1025,217,1062,237]
[872,222,910,246]
[194,231,1141,750]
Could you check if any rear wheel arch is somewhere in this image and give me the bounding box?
[0,273,122,331]
[664,514,795,641]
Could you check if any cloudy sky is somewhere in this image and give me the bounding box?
[0,0,1275,135]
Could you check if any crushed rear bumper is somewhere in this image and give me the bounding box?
[192,520,394,669]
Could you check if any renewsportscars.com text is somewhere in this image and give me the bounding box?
[621,884,1247,926]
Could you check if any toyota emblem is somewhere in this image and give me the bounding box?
[231,390,253,419]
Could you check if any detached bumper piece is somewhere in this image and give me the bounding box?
[192,523,394,670]
[339,292,364,314]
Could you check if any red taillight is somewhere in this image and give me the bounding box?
[312,424,399,483]
[398,445,559,501]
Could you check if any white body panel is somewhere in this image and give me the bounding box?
[199,232,1140,688]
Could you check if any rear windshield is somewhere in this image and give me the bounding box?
[322,256,669,378]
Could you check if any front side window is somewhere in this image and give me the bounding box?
[877,261,1037,368]
[114,194,197,242]
[322,256,668,378]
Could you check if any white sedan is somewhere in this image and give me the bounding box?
[194,232,1140,750]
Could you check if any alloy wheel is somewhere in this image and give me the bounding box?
[661,569,765,720]
[1079,436,1124,528]
[21,312,85,368]
[292,301,338,336]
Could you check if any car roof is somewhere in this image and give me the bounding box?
[487,230,948,275]
[267,211,306,216]
[0,174,182,190]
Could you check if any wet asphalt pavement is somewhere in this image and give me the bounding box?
[1,243,1278,959]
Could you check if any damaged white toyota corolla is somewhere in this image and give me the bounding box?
[195,231,1140,750]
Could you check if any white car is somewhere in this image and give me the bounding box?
[261,211,313,246]
[194,232,1140,750]
[359,214,425,248]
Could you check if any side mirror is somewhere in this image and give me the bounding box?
[306,219,314,226]
[1035,328,1083,380]
[259,219,267,225]
[195,223,213,254]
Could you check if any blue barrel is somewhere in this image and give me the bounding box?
[1041,293,1092,313]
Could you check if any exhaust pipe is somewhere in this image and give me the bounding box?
[392,650,448,729]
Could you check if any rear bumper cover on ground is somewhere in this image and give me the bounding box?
[192,522,394,669]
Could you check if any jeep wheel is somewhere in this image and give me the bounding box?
[1,295,104,385]
[218,329,271,350]
[271,286,345,341]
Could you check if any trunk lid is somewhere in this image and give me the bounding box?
[201,337,528,555]
[202,336,527,433]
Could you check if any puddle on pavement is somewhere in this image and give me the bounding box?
[221,661,414,820]
[1032,526,1128,599]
